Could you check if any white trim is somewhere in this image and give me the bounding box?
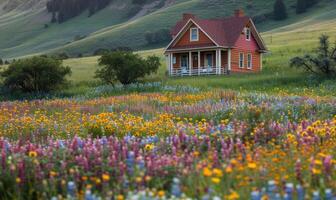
[198,51,201,75]
[189,51,192,76]
[190,27,199,42]
[247,53,252,69]
[249,19,267,51]
[239,52,244,68]
[170,53,173,75]
[228,49,231,71]
[164,19,220,52]
[165,46,228,53]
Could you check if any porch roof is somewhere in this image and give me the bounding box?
[165,44,219,52]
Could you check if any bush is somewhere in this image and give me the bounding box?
[0,58,3,65]
[1,56,72,93]
[290,34,336,77]
[95,51,160,85]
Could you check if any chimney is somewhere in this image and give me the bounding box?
[234,9,245,17]
[183,13,195,20]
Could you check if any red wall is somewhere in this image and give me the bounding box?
[230,23,262,72]
[231,49,261,72]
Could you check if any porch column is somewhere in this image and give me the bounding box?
[218,49,222,75]
[215,49,219,75]
[198,51,201,75]
[170,53,174,76]
[189,51,192,76]
[228,49,232,72]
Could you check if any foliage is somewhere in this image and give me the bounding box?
[145,29,171,45]
[273,0,288,20]
[95,51,160,85]
[0,56,72,93]
[290,34,336,76]
[0,58,3,65]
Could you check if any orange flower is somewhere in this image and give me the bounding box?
[102,173,110,182]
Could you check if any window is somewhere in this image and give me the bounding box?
[173,56,176,64]
[245,28,251,41]
[239,53,244,68]
[190,28,199,41]
[247,53,252,69]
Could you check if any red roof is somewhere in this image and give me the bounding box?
[168,15,267,51]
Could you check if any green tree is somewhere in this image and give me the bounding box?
[0,58,3,65]
[95,51,160,85]
[296,0,306,14]
[1,56,72,93]
[273,0,288,20]
[290,34,336,76]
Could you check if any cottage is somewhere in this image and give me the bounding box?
[164,9,267,76]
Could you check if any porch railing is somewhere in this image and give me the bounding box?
[171,66,228,77]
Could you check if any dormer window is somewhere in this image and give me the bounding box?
[245,27,251,41]
[190,28,199,41]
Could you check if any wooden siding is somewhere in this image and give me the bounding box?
[173,25,216,48]
[230,49,261,72]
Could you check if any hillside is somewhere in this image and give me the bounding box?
[0,0,335,59]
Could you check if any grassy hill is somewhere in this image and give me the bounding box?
[1,0,335,59]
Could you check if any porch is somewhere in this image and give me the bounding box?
[166,49,231,76]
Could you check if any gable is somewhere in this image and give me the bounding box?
[169,23,216,49]
[234,23,260,51]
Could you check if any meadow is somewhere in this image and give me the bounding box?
[1,85,336,199]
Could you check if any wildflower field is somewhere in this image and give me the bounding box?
[1,85,336,200]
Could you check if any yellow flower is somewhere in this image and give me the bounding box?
[16,177,21,183]
[211,177,221,184]
[213,168,223,177]
[145,144,154,151]
[227,191,240,200]
[102,173,110,182]
[50,171,57,177]
[28,151,38,157]
[116,195,124,200]
[248,162,257,169]
[312,168,321,175]
[157,190,165,197]
[203,167,213,177]
[225,166,233,173]
[314,160,322,165]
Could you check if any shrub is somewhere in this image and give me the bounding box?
[290,34,336,77]
[1,56,72,93]
[0,58,3,65]
[95,51,160,85]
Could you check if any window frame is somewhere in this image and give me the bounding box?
[247,53,252,69]
[245,27,251,41]
[173,56,176,64]
[190,27,199,42]
[239,53,244,68]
